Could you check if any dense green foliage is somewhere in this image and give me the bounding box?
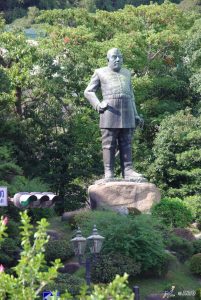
[74,211,167,274]
[190,253,201,276]
[195,288,201,300]
[166,234,194,262]
[149,111,201,198]
[77,273,134,300]
[74,273,134,300]
[28,207,56,223]
[0,238,20,267]
[0,0,185,23]
[0,211,62,300]
[90,254,141,283]
[193,239,201,254]
[184,195,201,227]
[45,239,74,262]
[45,273,86,296]
[0,216,135,299]
[151,198,193,227]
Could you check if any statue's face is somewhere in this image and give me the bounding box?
[108,49,123,72]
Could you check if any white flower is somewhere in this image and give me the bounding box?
[52,72,60,78]
[30,65,41,76]
[63,76,68,83]
[27,40,39,47]
[52,57,60,66]
[0,47,8,58]
[183,56,190,64]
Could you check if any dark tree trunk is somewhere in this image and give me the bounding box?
[15,86,23,117]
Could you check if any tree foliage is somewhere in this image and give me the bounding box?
[183,18,201,100]
[149,110,201,197]
[0,2,200,208]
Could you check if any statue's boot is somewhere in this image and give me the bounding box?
[120,145,143,179]
[103,148,115,179]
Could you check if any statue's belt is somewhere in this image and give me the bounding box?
[102,93,132,100]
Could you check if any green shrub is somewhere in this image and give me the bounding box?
[45,239,74,263]
[152,198,193,228]
[197,218,201,231]
[193,239,201,254]
[166,235,194,262]
[10,176,50,195]
[184,195,201,222]
[190,253,201,275]
[75,211,166,274]
[28,208,56,224]
[91,254,141,283]
[73,210,92,228]
[0,203,21,222]
[4,8,27,23]
[6,219,20,238]
[144,252,175,278]
[0,237,20,267]
[55,184,87,215]
[0,252,13,266]
[60,273,134,299]
[45,273,85,296]
[0,211,62,299]
[195,288,201,300]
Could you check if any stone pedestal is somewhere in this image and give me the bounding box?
[88,181,161,213]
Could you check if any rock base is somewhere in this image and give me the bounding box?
[88,181,161,213]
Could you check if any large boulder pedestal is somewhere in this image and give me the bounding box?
[88,181,161,213]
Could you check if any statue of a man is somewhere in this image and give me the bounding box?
[84,48,143,180]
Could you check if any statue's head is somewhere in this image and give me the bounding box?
[107,48,123,72]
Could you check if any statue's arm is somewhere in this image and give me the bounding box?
[130,79,139,117]
[84,71,101,111]
[130,77,144,128]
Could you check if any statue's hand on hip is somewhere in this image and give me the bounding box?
[135,115,144,129]
[97,101,109,113]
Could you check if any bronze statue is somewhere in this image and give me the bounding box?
[84,48,144,180]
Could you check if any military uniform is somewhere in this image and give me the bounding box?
[84,66,141,179]
[84,66,138,128]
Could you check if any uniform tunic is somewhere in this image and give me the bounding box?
[84,66,138,129]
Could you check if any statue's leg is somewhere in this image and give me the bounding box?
[119,129,143,179]
[101,129,117,179]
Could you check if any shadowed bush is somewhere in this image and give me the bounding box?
[190,253,201,276]
[152,198,193,228]
[45,239,74,263]
[91,254,141,283]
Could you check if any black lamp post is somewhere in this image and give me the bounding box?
[71,225,104,286]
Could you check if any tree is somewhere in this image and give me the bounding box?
[149,109,201,198]
[183,18,201,102]
[179,0,201,12]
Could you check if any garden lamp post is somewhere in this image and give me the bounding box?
[71,225,104,286]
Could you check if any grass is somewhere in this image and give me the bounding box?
[131,260,201,300]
